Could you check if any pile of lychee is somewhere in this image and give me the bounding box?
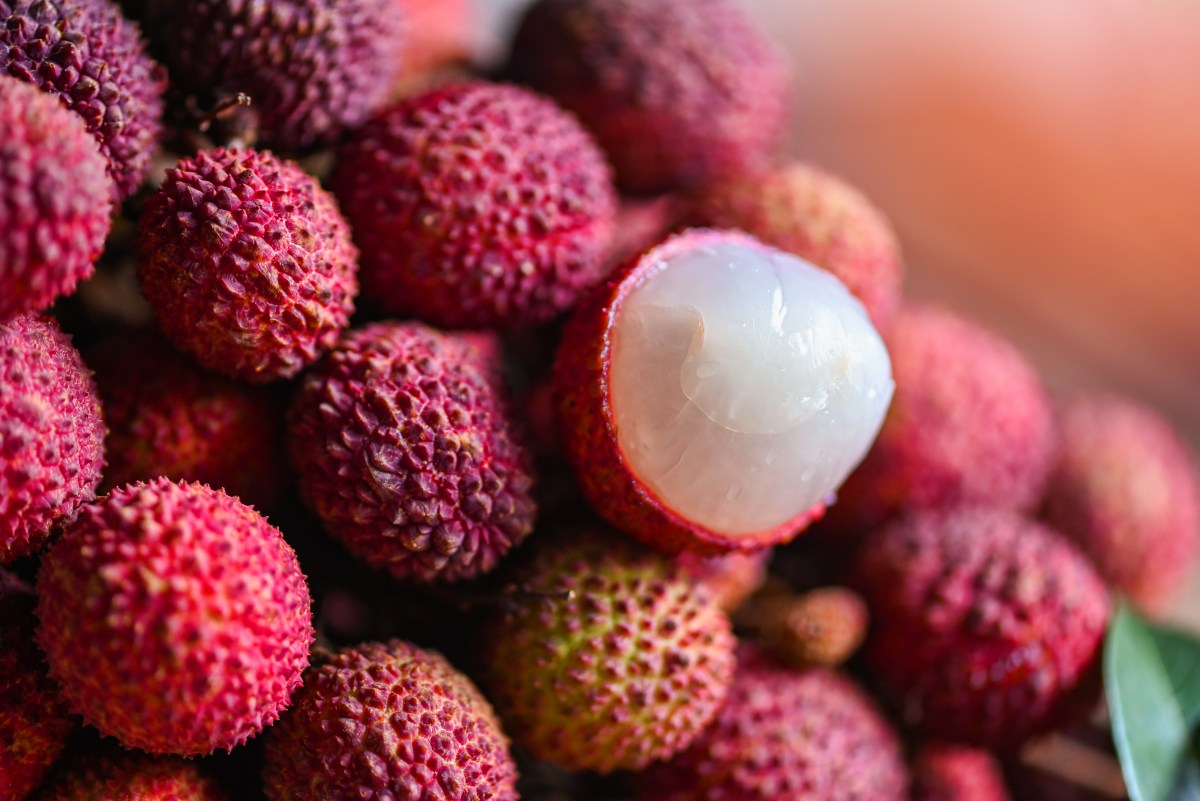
[0,0,1195,799]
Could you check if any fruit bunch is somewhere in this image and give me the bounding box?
[0,0,1194,799]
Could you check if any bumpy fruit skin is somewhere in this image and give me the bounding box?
[333,81,617,328]
[1042,394,1200,615]
[0,570,72,800]
[507,0,788,195]
[851,508,1110,749]
[138,148,359,382]
[638,646,908,801]
[482,528,736,773]
[912,744,1012,801]
[0,76,112,319]
[263,640,518,801]
[1,0,165,199]
[36,478,314,756]
[145,0,404,151]
[554,229,824,555]
[288,322,536,582]
[686,161,903,332]
[0,314,105,564]
[829,303,1056,533]
[37,749,227,801]
[88,331,286,510]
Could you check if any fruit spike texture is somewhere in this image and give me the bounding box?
[686,160,904,333]
[88,330,285,510]
[144,0,405,151]
[0,569,72,800]
[829,302,1057,533]
[332,80,617,329]
[1042,393,1200,615]
[638,646,909,801]
[288,321,537,583]
[0,0,165,200]
[36,478,314,756]
[912,744,1012,801]
[507,0,789,195]
[851,508,1110,749]
[0,314,105,564]
[263,639,518,801]
[0,76,112,320]
[482,528,736,773]
[138,147,359,382]
[37,749,228,801]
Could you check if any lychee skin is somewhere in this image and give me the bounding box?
[36,749,227,801]
[1042,394,1200,615]
[1,0,165,199]
[288,322,537,583]
[0,570,72,800]
[686,161,903,332]
[36,478,314,756]
[138,147,359,382]
[638,647,908,801]
[263,639,518,801]
[88,330,286,510]
[0,314,105,564]
[507,0,789,195]
[912,744,1012,801]
[851,508,1110,749]
[482,528,736,773]
[677,549,770,612]
[0,76,113,320]
[332,81,617,329]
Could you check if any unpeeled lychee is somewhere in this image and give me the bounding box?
[36,748,227,801]
[912,744,1012,801]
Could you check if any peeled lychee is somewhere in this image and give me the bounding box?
[138,147,359,382]
[36,748,227,801]
[0,314,105,564]
[1042,393,1200,614]
[332,81,617,329]
[554,229,894,554]
[288,322,537,583]
[263,639,518,801]
[851,508,1109,748]
[912,744,1012,801]
[482,527,736,773]
[36,478,314,755]
[507,0,789,195]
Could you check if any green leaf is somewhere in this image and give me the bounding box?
[1106,602,1200,801]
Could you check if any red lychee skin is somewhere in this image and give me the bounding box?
[507,0,789,195]
[686,161,903,333]
[138,147,359,382]
[36,478,314,756]
[288,322,537,583]
[828,303,1056,534]
[1041,394,1200,615]
[850,508,1110,749]
[553,229,825,555]
[332,81,617,329]
[0,314,105,564]
[1,0,165,200]
[638,646,909,801]
[87,330,286,510]
[677,548,770,612]
[0,570,72,800]
[394,0,471,74]
[608,194,683,267]
[36,748,227,801]
[263,640,518,801]
[912,744,1012,801]
[0,76,113,320]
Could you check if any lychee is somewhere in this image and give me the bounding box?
[638,646,909,801]
[332,81,617,329]
[912,744,1012,801]
[0,313,105,564]
[263,639,518,801]
[287,321,537,583]
[554,229,894,554]
[851,508,1109,748]
[395,0,472,75]
[482,527,736,773]
[36,478,314,755]
[678,548,770,612]
[1,0,165,199]
[138,147,359,382]
[506,0,789,195]
[1042,393,1200,614]
[738,585,869,668]
[35,748,227,801]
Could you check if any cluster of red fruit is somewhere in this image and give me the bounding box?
[1,0,1196,800]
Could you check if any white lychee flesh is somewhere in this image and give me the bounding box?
[610,239,894,537]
